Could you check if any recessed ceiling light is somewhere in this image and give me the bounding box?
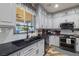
[54,4,59,8]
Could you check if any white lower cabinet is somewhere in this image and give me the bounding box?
[36,39,44,56]
[54,36,59,47]
[49,36,55,46]
[49,35,59,47]
[9,39,44,56]
[76,38,79,52]
[20,43,37,56]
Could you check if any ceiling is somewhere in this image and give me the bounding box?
[41,3,79,13]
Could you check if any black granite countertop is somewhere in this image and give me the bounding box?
[0,36,43,56]
[49,34,79,38]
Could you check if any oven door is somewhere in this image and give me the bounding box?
[66,38,71,44]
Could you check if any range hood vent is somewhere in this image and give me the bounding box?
[60,22,74,29]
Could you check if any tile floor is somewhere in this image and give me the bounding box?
[45,45,79,56]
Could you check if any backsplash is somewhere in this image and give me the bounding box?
[0,28,14,44]
[61,30,79,35]
[0,27,27,44]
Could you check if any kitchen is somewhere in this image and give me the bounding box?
[0,3,79,56]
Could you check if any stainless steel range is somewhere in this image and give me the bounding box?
[59,35,76,52]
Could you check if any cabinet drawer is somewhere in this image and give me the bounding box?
[20,43,37,56]
[20,48,36,56]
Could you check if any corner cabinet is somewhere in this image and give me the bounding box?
[9,39,44,56]
[0,3,16,26]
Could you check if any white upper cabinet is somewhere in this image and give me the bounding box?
[44,14,47,28]
[52,7,79,29]
[75,14,79,28]
[36,5,79,29]
[36,5,47,29]
[47,15,53,29]
[52,17,64,29]
[36,11,40,29]
[36,5,54,29]
[0,3,16,26]
[75,7,79,13]
[41,12,44,28]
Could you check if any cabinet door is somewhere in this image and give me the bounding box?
[54,36,59,47]
[53,18,61,29]
[36,19,39,29]
[37,39,44,56]
[49,36,55,45]
[48,19,52,29]
[38,39,44,50]
[75,7,79,13]
[40,14,43,28]
[45,14,47,28]
[49,36,59,47]
[75,14,79,28]
[36,14,40,29]
[46,15,51,29]
[20,43,37,56]
[0,3,16,25]
[76,38,79,52]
